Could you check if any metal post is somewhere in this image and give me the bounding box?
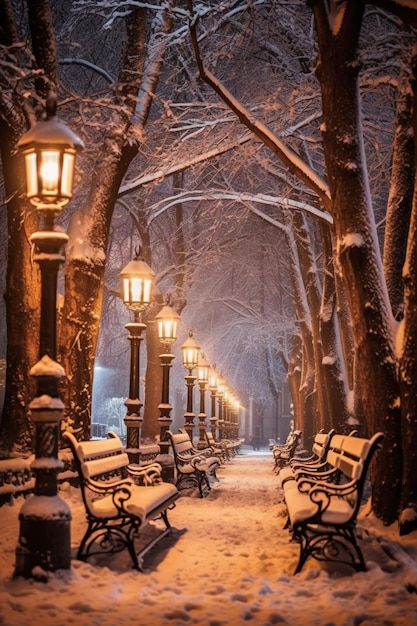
[217,393,224,439]
[184,372,196,441]
[209,388,218,438]
[15,224,71,580]
[197,380,207,448]
[123,318,146,464]
[157,351,175,481]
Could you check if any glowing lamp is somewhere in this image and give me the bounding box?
[120,253,155,314]
[156,304,181,348]
[197,355,210,384]
[17,94,83,210]
[181,331,200,372]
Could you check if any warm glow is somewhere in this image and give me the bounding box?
[61,152,75,197]
[120,256,155,313]
[208,370,218,390]
[24,152,38,199]
[217,380,226,396]
[40,150,60,192]
[197,356,210,383]
[181,332,200,370]
[156,304,181,345]
[17,99,83,209]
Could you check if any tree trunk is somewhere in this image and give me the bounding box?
[313,0,402,523]
[285,221,317,442]
[383,87,414,321]
[319,223,350,432]
[398,46,417,534]
[0,0,42,455]
[142,309,163,442]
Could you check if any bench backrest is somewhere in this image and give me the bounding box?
[166,430,195,457]
[288,430,303,453]
[206,432,215,444]
[327,432,384,484]
[311,429,336,460]
[64,430,129,481]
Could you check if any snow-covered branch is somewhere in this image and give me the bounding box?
[132,1,173,129]
[59,58,114,84]
[118,133,252,195]
[187,0,332,212]
[144,189,333,225]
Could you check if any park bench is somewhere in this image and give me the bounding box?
[166,429,221,497]
[278,429,336,485]
[63,431,179,571]
[205,431,229,463]
[280,431,384,574]
[272,429,303,472]
[225,437,245,455]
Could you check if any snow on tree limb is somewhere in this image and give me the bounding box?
[132,1,173,129]
[118,133,253,195]
[187,0,332,212]
[144,189,333,226]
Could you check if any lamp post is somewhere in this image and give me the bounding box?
[208,368,218,438]
[181,330,200,441]
[216,377,226,440]
[120,250,155,464]
[155,302,180,480]
[223,388,230,439]
[230,396,239,439]
[196,354,209,448]
[15,93,84,579]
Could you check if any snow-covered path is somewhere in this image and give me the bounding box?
[1,448,417,625]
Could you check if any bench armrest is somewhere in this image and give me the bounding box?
[190,455,208,467]
[85,477,135,513]
[86,475,133,494]
[127,462,163,486]
[295,466,338,490]
[175,451,203,465]
[297,476,356,497]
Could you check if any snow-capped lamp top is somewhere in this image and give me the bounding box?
[17,91,84,210]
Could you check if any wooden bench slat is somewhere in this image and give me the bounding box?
[81,453,131,479]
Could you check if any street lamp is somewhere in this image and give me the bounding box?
[196,354,210,448]
[181,330,200,441]
[120,250,155,463]
[155,302,180,480]
[216,376,226,440]
[208,368,218,438]
[15,92,84,579]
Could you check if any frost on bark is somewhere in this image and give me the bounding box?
[319,223,350,432]
[312,0,401,523]
[398,46,417,535]
[383,88,414,321]
[285,221,317,443]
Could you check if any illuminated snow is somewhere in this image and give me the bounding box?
[1,449,417,625]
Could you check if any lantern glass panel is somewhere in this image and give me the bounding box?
[209,371,217,390]
[197,363,209,383]
[122,276,152,308]
[61,152,75,198]
[182,347,199,369]
[40,150,61,194]
[158,319,178,343]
